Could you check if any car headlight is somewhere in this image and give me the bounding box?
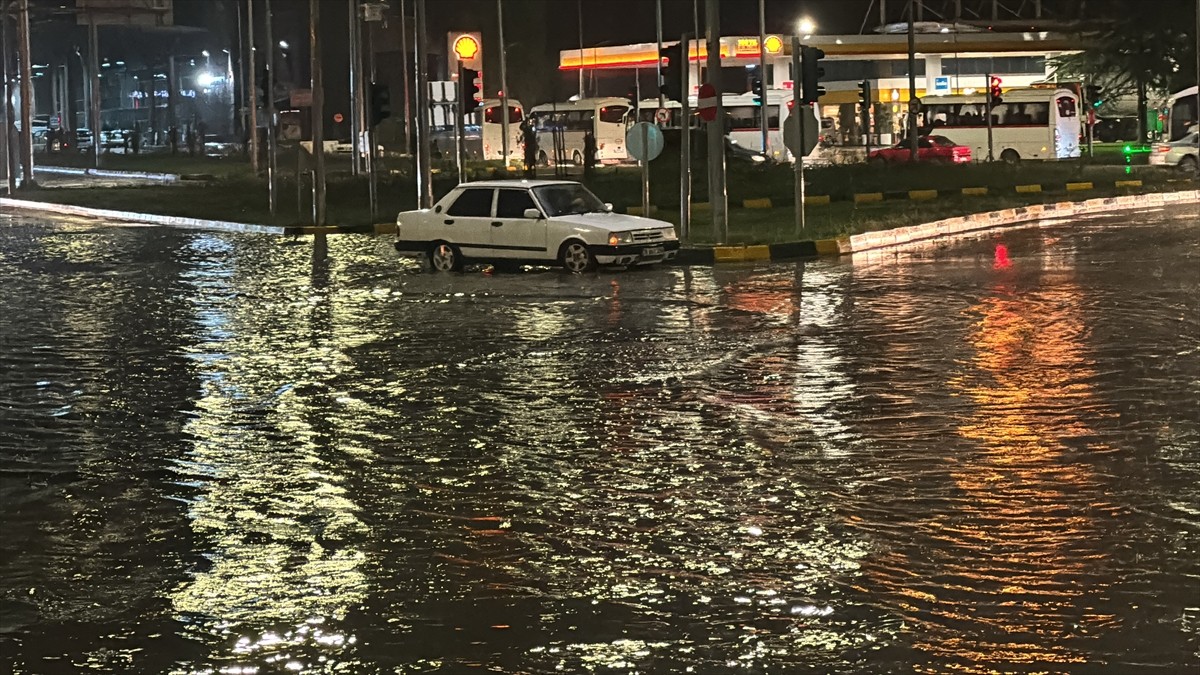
[660,227,678,240]
[608,231,634,246]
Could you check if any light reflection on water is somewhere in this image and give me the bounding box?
[0,206,1197,674]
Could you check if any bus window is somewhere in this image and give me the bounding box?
[1056,96,1077,118]
[485,105,523,124]
[727,106,757,131]
[598,105,628,124]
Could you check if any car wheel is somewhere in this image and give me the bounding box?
[428,241,463,272]
[558,239,596,274]
[869,156,887,167]
[1000,149,1020,165]
[1179,155,1198,174]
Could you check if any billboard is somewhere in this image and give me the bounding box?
[76,0,173,26]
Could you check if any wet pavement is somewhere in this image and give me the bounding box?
[1,204,1198,674]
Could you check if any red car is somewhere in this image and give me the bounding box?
[869,135,972,164]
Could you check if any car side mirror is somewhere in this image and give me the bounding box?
[523,208,543,220]
[604,202,613,212]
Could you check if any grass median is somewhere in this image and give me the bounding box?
[12,148,1195,242]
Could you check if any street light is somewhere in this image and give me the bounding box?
[797,17,815,38]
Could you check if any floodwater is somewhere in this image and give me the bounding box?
[1,204,1197,674]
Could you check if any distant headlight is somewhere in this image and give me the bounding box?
[660,227,678,240]
[609,231,634,246]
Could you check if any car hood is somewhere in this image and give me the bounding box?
[551,212,669,232]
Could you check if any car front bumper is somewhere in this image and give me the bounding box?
[589,241,680,266]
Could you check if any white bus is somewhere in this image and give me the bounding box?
[479,98,524,162]
[428,98,522,163]
[528,97,631,165]
[635,91,822,163]
[918,87,1082,162]
[1164,86,1198,142]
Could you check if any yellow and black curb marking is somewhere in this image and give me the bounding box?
[623,179,1153,215]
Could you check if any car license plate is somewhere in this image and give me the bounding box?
[640,246,664,257]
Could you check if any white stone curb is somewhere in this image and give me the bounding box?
[847,189,1200,254]
[0,197,287,234]
[32,166,179,183]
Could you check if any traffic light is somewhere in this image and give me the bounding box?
[800,45,825,104]
[460,67,481,115]
[988,75,1003,106]
[751,78,764,106]
[1085,84,1104,109]
[857,80,871,107]
[369,82,391,127]
[659,42,684,102]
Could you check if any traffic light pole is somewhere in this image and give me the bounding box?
[906,0,918,162]
[679,32,691,243]
[705,0,727,242]
[415,0,433,208]
[366,15,379,220]
[309,0,326,225]
[497,0,510,168]
[265,0,277,217]
[247,0,259,173]
[757,0,768,159]
[985,72,994,162]
[454,75,465,184]
[16,0,35,187]
[791,37,805,236]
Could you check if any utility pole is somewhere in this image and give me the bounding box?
[705,0,727,241]
[247,0,259,173]
[985,72,994,161]
[679,31,691,243]
[655,0,664,109]
[757,0,768,159]
[415,0,432,207]
[791,37,804,235]
[365,5,379,219]
[577,0,584,98]
[2,6,17,194]
[398,0,411,153]
[265,0,277,216]
[309,0,325,225]
[85,15,100,168]
[348,0,360,175]
[907,0,918,161]
[17,0,35,187]
[497,0,510,169]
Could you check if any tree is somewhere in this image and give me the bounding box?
[1051,0,1198,142]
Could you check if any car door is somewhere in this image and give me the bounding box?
[492,188,549,261]
[442,187,497,258]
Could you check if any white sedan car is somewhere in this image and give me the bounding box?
[393,180,680,272]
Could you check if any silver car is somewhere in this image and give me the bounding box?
[1149,129,1199,172]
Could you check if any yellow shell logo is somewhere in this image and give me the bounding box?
[763,35,783,54]
[453,35,480,61]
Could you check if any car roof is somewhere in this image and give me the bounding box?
[454,179,580,189]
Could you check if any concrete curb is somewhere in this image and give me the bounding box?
[673,188,1199,265]
[33,165,180,183]
[1,197,288,234]
[846,189,1200,254]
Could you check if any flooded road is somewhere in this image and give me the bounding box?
[1,204,1197,674]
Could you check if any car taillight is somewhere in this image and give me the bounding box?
[1155,145,1169,153]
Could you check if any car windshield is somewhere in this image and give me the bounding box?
[929,136,957,147]
[532,184,607,217]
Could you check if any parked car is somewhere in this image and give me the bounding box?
[1148,128,1198,173]
[73,129,94,152]
[869,135,972,164]
[393,180,680,273]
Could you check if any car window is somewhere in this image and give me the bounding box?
[918,138,933,149]
[930,136,955,147]
[496,189,537,218]
[532,184,606,217]
[446,188,494,217]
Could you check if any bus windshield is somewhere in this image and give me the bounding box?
[533,184,607,216]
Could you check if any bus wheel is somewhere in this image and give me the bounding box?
[538,150,549,166]
[572,150,584,166]
[1000,149,1020,165]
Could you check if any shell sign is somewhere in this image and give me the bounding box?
[447,31,483,69]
